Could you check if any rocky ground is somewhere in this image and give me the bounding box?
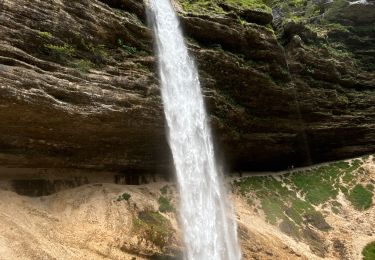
[0,155,373,259]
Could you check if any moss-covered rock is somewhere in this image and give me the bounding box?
[234,155,374,253]
[133,211,175,249]
[0,0,374,172]
[363,241,375,260]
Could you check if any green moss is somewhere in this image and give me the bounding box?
[226,0,271,11]
[235,175,323,226]
[70,59,94,73]
[289,166,339,205]
[44,43,76,64]
[117,192,131,201]
[158,196,175,213]
[340,185,349,195]
[160,185,169,195]
[235,156,372,237]
[84,43,110,63]
[331,206,340,214]
[303,211,331,231]
[292,199,314,214]
[324,0,349,21]
[336,94,349,106]
[179,0,225,14]
[234,176,265,195]
[333,161,350,169]
[158,185,175,213]
[38,31,52,39]
[285,207,303,224]
[307,21,350,39]
[262,0,309,22]
[133,211,173,248]
[261,197,285,224]
[118,38,137,54]
[306,184,339,205]
[179,0,270,15]
[45,43,75,57]
[347,184,373,210]
[246,197,255,206]
[350,159,362,169]
[285,198,320,226]
[279,218,300,238]
[363,241,375,260]
[342,171,355,184]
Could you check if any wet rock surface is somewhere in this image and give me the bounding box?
[0,0,374,172]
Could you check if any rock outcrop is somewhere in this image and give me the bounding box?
[0,0,170,172]
[0,0,374,173]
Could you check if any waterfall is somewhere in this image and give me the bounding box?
[147,0,242,259]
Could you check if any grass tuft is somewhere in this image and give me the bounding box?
[133,211,173,248]
[160,185,169,195]
[158,196,175,213]
[70,59,94,73]
[348,184,373,210]
[118,39,137,54]
[38,31,53,39]
[363,241,375,260]
[117,192,131,201]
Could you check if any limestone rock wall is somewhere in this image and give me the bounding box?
[0,0,374,172]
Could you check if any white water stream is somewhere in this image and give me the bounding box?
[148,0,242,259]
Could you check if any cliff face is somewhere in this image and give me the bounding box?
[0,0,168,172]
[0,0,374,172]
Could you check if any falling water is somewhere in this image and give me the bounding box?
[147,0,241,259]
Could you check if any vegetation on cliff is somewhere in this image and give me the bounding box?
[0,0,373,171]
[363,241,375,260]
[234,155,374,256]
[179,0,271,14]
[133,210,174,249]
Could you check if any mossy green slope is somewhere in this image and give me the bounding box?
[363,241,375,260]
[234,156,373,238]
[178,0,271,15]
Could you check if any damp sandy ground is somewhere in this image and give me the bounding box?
[0,181,307,260]
[0,157,374,259]
[0,182,183,260]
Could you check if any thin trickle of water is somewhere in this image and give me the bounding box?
[147,0,242,259]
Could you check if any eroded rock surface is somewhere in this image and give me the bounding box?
[0,0,374,172]
[0,155,374,259]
